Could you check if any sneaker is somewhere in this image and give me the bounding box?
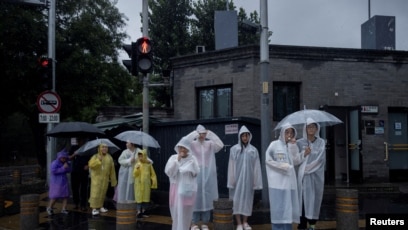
[243,223,252,230]
[100,207,108,213]
[201,225,209,230]
[92,209,100,216]
[141,211,149,218]
[190,225,200,230]
[46,207,53,215]
[236,225,243,230]
[61,209,69,214]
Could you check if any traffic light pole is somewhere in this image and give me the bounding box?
[142,0,149,134]
[46,0,56,184]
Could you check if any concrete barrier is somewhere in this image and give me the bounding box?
[20,194,40,230]
[116,201,137,230]
[213,198,234,230]
[336,189,359,230]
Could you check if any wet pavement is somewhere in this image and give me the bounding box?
[1,182,408,229]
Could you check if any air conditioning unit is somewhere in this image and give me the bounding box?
[196,46,205,53]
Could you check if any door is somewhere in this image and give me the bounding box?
[386,109,408,182]
[348,108,363,183]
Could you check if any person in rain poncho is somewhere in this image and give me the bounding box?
[165,136,200,230]
[47,149,71,215]
[188,124,224,230]
[265,123,301,230]
[133,149,157,217]
[115,141,140,202]
[295,118,326,230]
[68,137,90,211]
[88,142,117,216]
[227,125,263,230]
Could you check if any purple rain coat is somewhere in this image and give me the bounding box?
[48,149,71,199]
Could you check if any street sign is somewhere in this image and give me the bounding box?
[36,91,61,113]
[39,113,60,123]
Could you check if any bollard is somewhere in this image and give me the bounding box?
[336,189,359,230]
[12,169,22,185]
[213,198,234,230]
[0,189,5,217]
[116,201,137,230]
[20,194,40,230]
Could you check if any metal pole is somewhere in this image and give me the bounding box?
[260,0,271,208]
[46,0,56,184]
[142,0,149,134]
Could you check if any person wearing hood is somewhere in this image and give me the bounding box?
[165,136,200,230]
[295,118,326,230]
[116,141,141,203]
[47,149,71,215]
[188,124,224,230]
[133,148,157,218]
[68,137,90,211]
[88,142,117,216]
[265,123,301,230]
[227,125,263,230]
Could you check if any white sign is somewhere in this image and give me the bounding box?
[225,124,239,134]
[39,113,60,123]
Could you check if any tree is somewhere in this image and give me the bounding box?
[0,0,138,166]
[148,0,194,107]
[147,0,261,107]
[148,0,194,72]
[55,0,136,121]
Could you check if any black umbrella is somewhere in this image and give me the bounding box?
[46,122,105,138]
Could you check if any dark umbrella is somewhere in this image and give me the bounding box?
[46,122,105,138]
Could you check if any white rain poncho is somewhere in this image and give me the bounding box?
[296,118,326,220]
[188,125,224,212]
[165,136,200,230]
[116,147,140,202]
[227,125,263,216]
[265,123,300,224]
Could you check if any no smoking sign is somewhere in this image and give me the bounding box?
[36,91,61,113]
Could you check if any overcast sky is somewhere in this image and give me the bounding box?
[116,0,408,58]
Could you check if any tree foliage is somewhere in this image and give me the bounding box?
[0,0,138,123]
[0,0,139,166]
[147,0,261,107]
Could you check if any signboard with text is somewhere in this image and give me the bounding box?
[39,113,60,123]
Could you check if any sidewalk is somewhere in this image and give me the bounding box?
[1,183,407,229]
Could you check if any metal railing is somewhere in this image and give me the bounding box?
[384,142,408,161]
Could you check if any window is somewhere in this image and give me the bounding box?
[198,86,232,119]
[273,82,300,121]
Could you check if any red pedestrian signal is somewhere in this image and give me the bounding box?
[136,37,153,74]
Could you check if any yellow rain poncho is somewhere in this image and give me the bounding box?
[133,149,157,203]
[88,143,117,209]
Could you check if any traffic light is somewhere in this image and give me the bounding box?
[37,57,52,90]
[122,42,138,76]
[136,37,153,74]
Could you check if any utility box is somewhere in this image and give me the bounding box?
[361,15,395,50]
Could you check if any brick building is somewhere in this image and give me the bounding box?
[169,44,408,183]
